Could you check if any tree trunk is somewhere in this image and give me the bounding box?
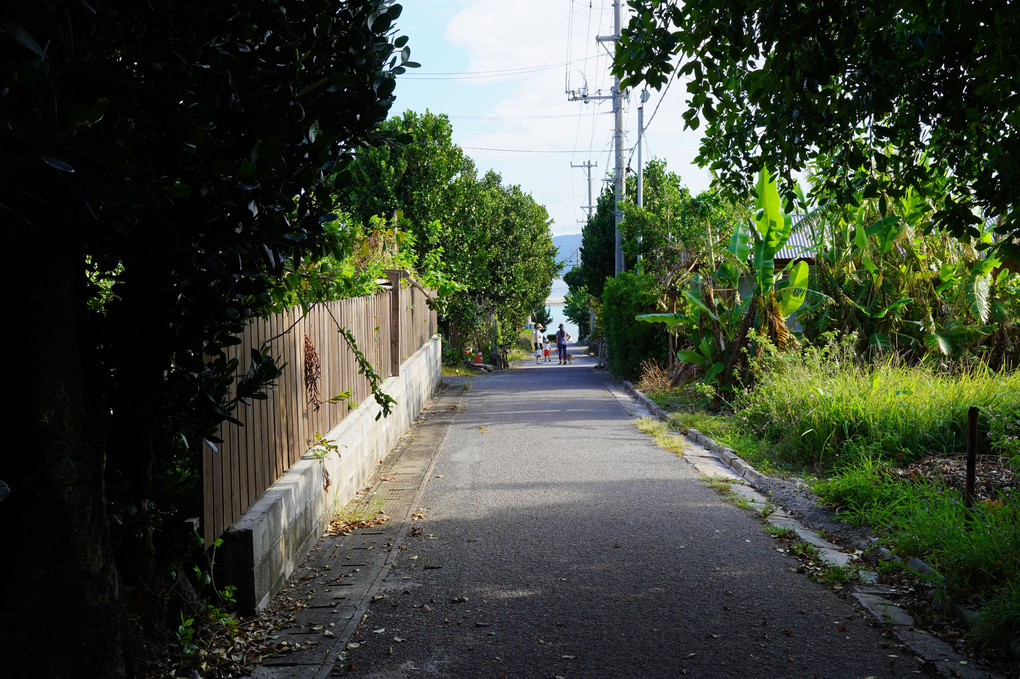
[723,296,759,388]
[3,240,128,678]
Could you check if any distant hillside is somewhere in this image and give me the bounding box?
[552,233,583,275]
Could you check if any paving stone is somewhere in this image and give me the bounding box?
[248,383,464,679]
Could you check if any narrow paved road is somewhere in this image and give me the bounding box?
[337,352,915,678]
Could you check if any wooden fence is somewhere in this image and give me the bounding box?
[201,272,436,545]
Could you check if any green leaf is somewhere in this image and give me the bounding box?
[778,260,808,317]
[751,166,792,295]
[924,332,952,355]
[865,215,902,254]
[861,253,878,275]
[636,312,688,327]
[848,297,913,319]
[753,166,791,256]
[728,219,750,262]
[2,21,46,57]
[965,273,990,323]
[854,224,870,256]
[297,77,330,98]
[40,155,74,173]
[677,349,710,367]
[704,362,724,384]
[68,98,109,129]
[169,181,191,198]
[681,290,720,322]
[715,261,741,289]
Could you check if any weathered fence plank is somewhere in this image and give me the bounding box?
[201,279,436,546]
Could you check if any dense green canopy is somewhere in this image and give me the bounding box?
[1,1,411,675]
[345,110,557,356]
[615,0,1020,255]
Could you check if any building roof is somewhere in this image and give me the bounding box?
[773,214,817,263]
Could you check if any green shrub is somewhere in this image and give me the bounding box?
[602,272,668,380]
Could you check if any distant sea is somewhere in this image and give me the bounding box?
[543,278,580,342]
[537,235,583,342]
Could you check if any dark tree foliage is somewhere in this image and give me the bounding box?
[616,0,1020,255]
[0,1,410,676]
[532,304,554,329]
[344,111,557,358]
[602,272,668,379]
[563,185,635,299]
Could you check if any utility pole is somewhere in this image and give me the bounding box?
[604,0,625,276]
[571,160,598,220]
[568,0,626,275]
[637,89,649,209]
[636,89,649,273]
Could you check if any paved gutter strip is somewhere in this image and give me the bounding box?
[618,375,1004,679]
[251,383,465,679]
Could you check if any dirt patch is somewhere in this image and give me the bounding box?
[893,454,1017,501]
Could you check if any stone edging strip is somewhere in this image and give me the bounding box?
[617,376,1004,679]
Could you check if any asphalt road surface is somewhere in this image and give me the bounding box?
[335,353,919,678]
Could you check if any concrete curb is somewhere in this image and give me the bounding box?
[225,337,443,613]
[616,376,1004,679]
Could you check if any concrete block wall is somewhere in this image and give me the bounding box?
[222,335,442,612]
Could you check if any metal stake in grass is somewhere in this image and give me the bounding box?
[964,405,978,529]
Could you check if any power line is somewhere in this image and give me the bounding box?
[462,146,598,154]
[400,55,599,81]
[625,64,686,169]
[449,112,609,121]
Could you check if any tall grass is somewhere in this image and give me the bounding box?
[732,340,1020,646]
[734,340,1020,470]
[815,460,1020,645]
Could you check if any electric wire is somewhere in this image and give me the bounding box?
[401,55,600,81]
[449,112,607,121]
[462,146,594,154]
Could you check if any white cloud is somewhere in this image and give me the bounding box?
[446,1,568,75]
[395,1,712,235]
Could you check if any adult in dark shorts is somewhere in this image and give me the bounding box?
[556,323,571,364]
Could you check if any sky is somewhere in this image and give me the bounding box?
[387,0,711,240]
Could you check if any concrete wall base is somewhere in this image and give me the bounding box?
[221,335,442,612]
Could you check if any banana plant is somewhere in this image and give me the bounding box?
[637,166,814,389]
[744,166,811,352]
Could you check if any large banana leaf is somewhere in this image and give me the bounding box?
[964,272,991,323]
[865,215,904,254]
[677,336,715,367]
[778,260,809,317]
[636,312,689,327]
[704,362,725,384]
[752,166,793,296]
[676,349,710,366]
[729,219,750,263]
[682,289,721,322]
[847,297,914,319]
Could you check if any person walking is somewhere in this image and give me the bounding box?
[533,324,544,365]
[556,323,571,364]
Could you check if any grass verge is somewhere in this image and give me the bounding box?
[640,352,1020,650]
